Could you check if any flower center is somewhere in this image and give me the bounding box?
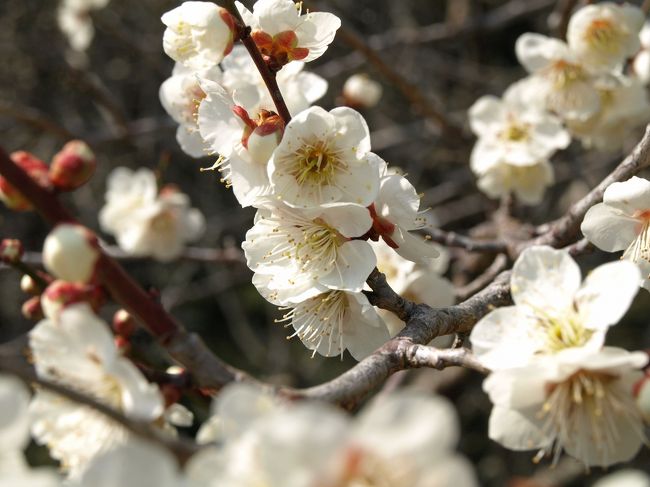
[294,218,346,273]
[150,210,175,233]
[538,311,593,353]
[584,19,621,53]
[500,122,530,142]
[623,219,650,267]
[547,60,586,89]
[322,447,414,487]
[535,370,643,466]
[291,141,345,187]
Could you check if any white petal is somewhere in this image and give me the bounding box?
[581,202,640,252]
[602,176,650,215]
[468,95,505,136]
[488,405,550,451]
[516,33,571,73]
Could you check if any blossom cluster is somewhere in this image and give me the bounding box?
[469,2,650,205]
[158,0,443,360]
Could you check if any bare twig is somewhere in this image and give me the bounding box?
[455,253,509,301]
[425,227,507,253]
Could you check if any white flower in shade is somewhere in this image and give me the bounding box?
[567,3,644,73]
[220,45,328,115]
[475,158,554,205]
[635,373,650,423]
[78,441,182,487]
[57,0,109,52]
[268,106,380,208]
[243,202,375,298]
[197,79,282,207]
[29,304,164,477]
[237,0,340,65]
[159,64,221,158]
[320,393,478,487]
[633,23,650,85]
[581,176,650,290]
[469,85,570,173]
[371,240,454,337]
[516,33,601,121]
[370,170,440,264]
[43,224,100,283]
[484,347,648,467]
[566,75,650,152]
[342,73,383,109]
[470,246,641,371]
[161,1,235,70]
[256,278,390,360]
[593,470,650,487]
[99,167,205,261]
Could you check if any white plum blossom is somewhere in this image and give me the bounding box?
[633,22,650,85]
[566,75,650,152]
[99,167,205,261]
[485,347,648,467]
[469,85,570,173]
[43,224,100,283]
[581,176,650,290]
[161,1,235,70]
[567,2,644,73]
[475,158,554,205]
[257,279,390,360]
[516,33,601,121]
[159,64,220,158]
[220,45,328,115]
[370,169,440,264]
[268,106,380,208]
[342,73,383,109]
[29,304,164,478]
[243,202,375,299]
[593,470,650,487]
[237,0,341,65]
[57,0,110,52]
[470,246,641,371]
[636,373,650,424]
[371,240,453,337]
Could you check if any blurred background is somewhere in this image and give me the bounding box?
[1,0,650,485]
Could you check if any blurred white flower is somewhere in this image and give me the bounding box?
[99,167,205,261]
[29,304,164,477]
[593,470,650,487]
[370,170,440,264]
[567,75,650,152]
[635,372,650,424]
[475,158,554,205]
[243,202,375,299]
[633,22,650,85]
[161,1,235,70]
[257,282,390,360]
[581,176,650,290]
[237,0,340,65]
[567,2,644,73]
[516,33,600,121]
[268,106,380,208]
[485,347,647,467]
[470,246,640,370]
[469,85,570,173]
[43,224,100,283]
[342,73,383,109]
[57,0,109,52]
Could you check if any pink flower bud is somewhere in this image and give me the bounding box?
[0,239,23,264]
[43,224,100,283]
[0,152,51,211]
[248,113,285,164]
[22,296,43,321]
[634,371,650,423]
[41,280,104,319]
[49,140,96,191]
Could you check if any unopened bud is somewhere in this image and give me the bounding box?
[0,152,50,211]
[22,296,43,321]
[112,309,137,338]
[634,372,650,424]
[342,74,383,109]
[248,114,284,164]
[49,140,96,191]
[41,280,103,319]
[114,335,131,351]
[43,224,100,283]
[0,239,23,264]
[20,275,37,294]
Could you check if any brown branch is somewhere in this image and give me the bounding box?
[0,353,199,464]
[0,102,76,141]
[455,253,509,301]
[425,227,507,253]
[406,344,490,374]
[218,0,292,124]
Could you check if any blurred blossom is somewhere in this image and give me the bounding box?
[342,73,383,109]
[633,22,650,85]
[57,0,110,52]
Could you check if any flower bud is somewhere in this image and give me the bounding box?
[41,280,103,319]
[247,113,284,164]
[20,275,37,294]
[0,239,23,264]
[112,309,137,338]
[49,140,96,191]
[43,224,100,283]
[342,74,383,109]
[0,152,50,211]
[22,296,43,321]
[634,372,650,423]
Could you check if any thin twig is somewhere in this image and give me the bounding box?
[455,253,509,301]
[425,227,507,253]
